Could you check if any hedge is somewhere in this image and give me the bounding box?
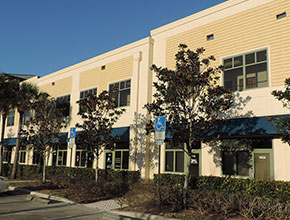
[3,164,140,185]
[154,174,290,203]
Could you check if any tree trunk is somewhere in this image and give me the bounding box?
[11,113,23,179]
[42,151,46,183]
[95,155,99,181]
[183,152,191,209]
[0,114,7,176]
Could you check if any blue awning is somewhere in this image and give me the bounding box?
[165,114,290,139]
[58,132,68,143]
[208,114,290,137]
[1,132,68,146]
[111,126,130,141]
[76,126,130,142]
[3,138,16,146]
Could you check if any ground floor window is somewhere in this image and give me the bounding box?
[75,146,94,168]
[105,142,129,170]
[32,150,41,165]
[19,146,27,164]
[3,147,12,163]
[222,151,250,176]
[221,138,273,178]
[52,144,67,166]
[165,143,185,173]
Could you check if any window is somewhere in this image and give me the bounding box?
[52,144,67,166]
[22,110,31,125]
[222,151,250,176]
[32,150,41,165]
[56,95,70,116]
[75,145,94,168]
[79,88,97,113]
[207,34,214,41]
[7,110,15,126]
[276,12,286,19]
[109,80,131,107]
[223,49,268,91]
[3,147,12,163]
[105,142,129,170]
[19,146,27,164]
[165,143,185,173]
[80,88,97,100]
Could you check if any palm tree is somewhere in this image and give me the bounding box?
[0,74,18,176]
[11,82,39,179]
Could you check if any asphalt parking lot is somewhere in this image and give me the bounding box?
[0,190,110,220]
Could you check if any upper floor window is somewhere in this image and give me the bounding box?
[80,87,97,100]
[7,110,15,127]
[109,79,131,107]
[56,95,70,117]
[22,110,31,125]
[223,49,268,91]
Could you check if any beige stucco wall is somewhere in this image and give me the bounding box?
[79,56,133,92]
[165,0,289,87]
[39,76,72,97]
[201,143,222,176]
[273,138,290,181]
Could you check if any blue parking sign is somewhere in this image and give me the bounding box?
[70,127,76,138]
[155,116,166,131]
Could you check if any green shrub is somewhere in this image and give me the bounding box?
[155,174,290,203]
[3,164,41,180]
[153,174,185,187]
[66,179,129,203]
[98,169,140,185]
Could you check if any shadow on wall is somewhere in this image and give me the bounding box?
[130,113,158,175]
[207,92,254,168]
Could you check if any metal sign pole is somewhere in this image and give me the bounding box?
[154,116,166,210]
[157,143,161,210]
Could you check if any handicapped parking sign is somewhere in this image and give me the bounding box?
[155,116,166,131]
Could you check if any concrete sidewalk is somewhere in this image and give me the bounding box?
[8,182,179,220]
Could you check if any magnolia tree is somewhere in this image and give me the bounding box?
[76,91,125,181]
[272,78,290,145]
[22,93,67,183]
[145,44,233,193]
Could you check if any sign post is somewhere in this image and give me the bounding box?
[154,116,166,209]
[69,127,76,178]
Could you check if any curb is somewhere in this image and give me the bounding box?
[8,186,77,204]
[110,210,180,220]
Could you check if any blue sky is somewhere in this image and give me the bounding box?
[0,0,226,77]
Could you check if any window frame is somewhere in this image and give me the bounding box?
[222,48,269,92]
[79,87,97,100]
[19,146,27,164]
[164,143,185,173]
[75,149,94,168]
[7,110,15,127]
[104,142,129,170]
[108,79,131,107]
[3,146,12,163]
[164,142,202,175]
[56,94,71,117]
[221,138,274,179]
[22,110,31,125]
[52,144,68,167]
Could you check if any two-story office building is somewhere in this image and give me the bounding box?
[1,0,290,181]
